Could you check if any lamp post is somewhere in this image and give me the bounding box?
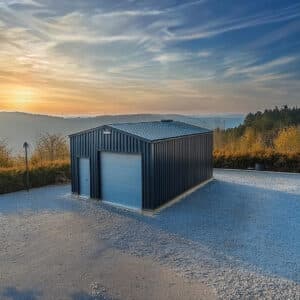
[23,142,29,191]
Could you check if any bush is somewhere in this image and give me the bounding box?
[0,160,71,194]
[0,139,13,168]
[213,150,300,173]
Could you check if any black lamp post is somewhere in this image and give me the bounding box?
[23,142,29,191]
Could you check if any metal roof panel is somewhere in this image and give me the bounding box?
[108,120,211,141]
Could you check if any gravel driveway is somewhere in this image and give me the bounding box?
[0,169,299,299]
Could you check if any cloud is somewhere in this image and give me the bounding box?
[159,0,206,14]
[247,20,300,49]
[152,50,212,64]
[95,10,163,18]
[153,53,186,63]
[251,73,292,83]
[3,0,43,7]
[94,0,206,18]
[224,56,297,78]
[166,3,300,41]
[197,51,211,57]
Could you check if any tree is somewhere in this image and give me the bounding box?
[238,128,264,153]
[213,128,225,150]
[274,126,300,154]
[31,133,69,164]
[244,112,255,127]
[0,139,13,168]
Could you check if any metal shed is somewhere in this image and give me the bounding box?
[69,120,213,210]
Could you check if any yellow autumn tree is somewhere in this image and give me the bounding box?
[213,129,223,150]
[274,126,300,154]
[239,128,264,153]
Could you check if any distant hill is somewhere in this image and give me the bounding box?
[0,112,244,154]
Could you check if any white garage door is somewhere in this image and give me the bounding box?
[101,152,142,209]
[79,158,90,197]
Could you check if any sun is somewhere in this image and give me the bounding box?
[12,88,35,107]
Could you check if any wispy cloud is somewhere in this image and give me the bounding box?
[166,3,300,41]
[3,0,43,7]
[247,20,300,49]
[153,53,189,63]
[95,0,206,18]
[197,51,211,57]
[95,9,163,18]
[153,50,212,63]
[224,56,297,78]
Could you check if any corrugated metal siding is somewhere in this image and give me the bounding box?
[70,127,213,210]
[69,126,153,208]
[151,132,213,209]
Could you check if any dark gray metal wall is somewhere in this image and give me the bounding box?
[151,133,213,209]
[70,127,213,210]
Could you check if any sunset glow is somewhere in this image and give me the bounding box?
[0,0,300,115]
[12,88,35,106]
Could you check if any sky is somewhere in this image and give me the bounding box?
[0,0,300,115]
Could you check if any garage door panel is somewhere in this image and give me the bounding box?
[101,152,142,209]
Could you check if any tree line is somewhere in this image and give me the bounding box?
[214,106,300,154]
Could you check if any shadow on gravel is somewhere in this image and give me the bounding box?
[0,185,78,215]
[1,286,42,300]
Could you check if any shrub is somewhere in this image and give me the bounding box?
[0,167,25,194]
[213,150,300,173]
[31,133,69,164]
[0,160,71,194]
[0,139,13,168]
[274,126,300,154]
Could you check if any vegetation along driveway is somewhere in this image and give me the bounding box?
[0,169,299,300]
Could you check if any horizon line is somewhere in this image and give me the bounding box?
[0,110,246,118]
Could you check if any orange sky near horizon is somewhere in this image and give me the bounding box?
[1,77,240,115]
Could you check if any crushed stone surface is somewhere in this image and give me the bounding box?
[0,169,299,299]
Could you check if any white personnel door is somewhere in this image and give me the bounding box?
[79,158,90,197]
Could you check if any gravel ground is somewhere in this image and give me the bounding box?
[0,169,299,299]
